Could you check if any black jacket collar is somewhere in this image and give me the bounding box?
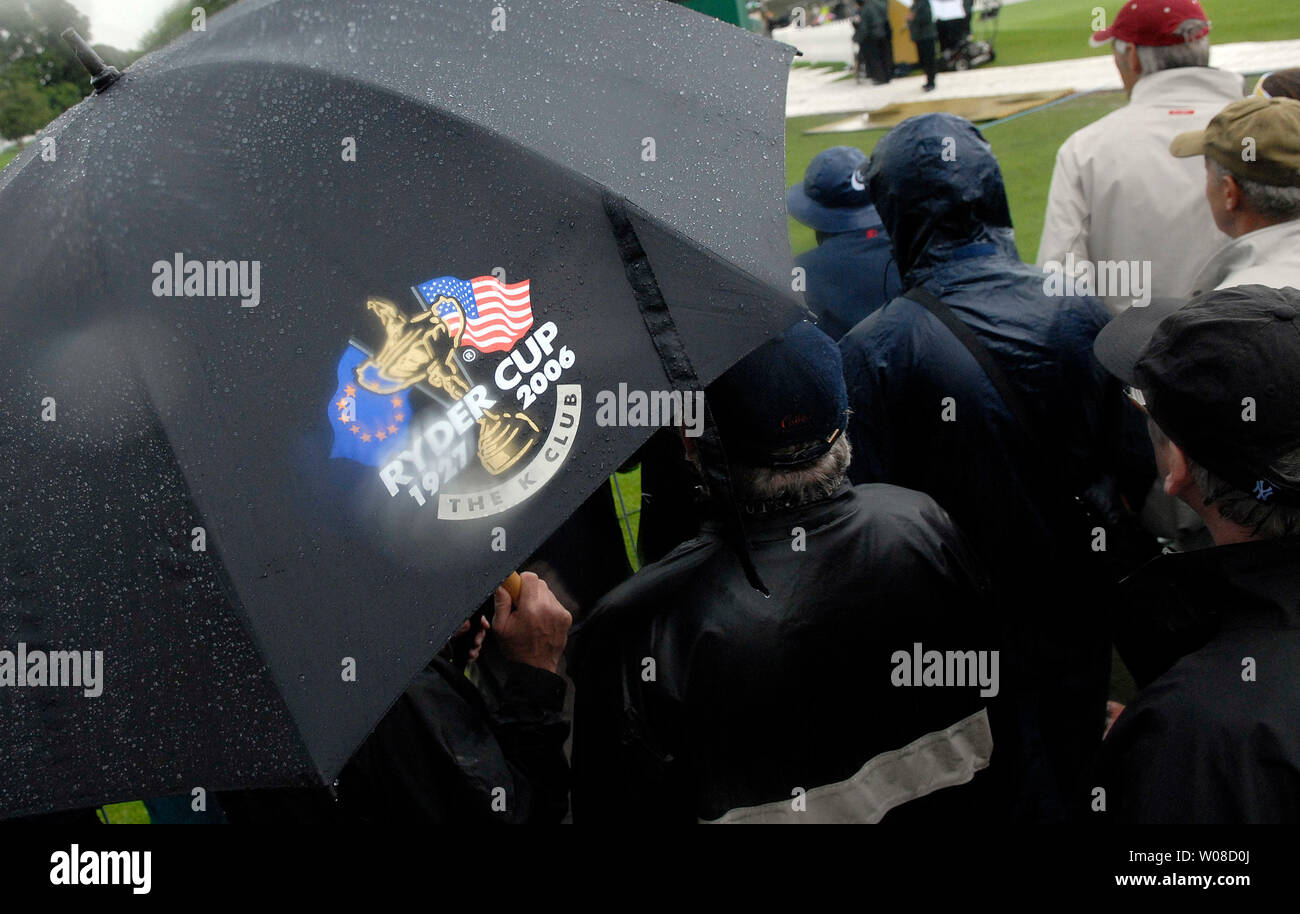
[1124,537,1300,633]
[701,483,856,539]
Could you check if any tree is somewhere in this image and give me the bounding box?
[137,0,243,55]
[0,0,246,141]
[0,77,52,140]
[0,0,91,86]
[0,0,93,139]
[93,43,133,70]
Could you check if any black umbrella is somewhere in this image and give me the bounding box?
[0,0,804,816]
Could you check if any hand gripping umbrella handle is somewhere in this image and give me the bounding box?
[452,572,522,669]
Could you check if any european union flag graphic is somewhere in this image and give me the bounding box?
[328,345,411,466]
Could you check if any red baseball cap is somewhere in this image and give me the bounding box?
[1091,0,1212,48]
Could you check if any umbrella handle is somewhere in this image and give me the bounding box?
[502,572,523,603]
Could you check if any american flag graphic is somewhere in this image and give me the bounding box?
[416,275,534,354]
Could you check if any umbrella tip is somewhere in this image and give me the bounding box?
[62,28,121,94]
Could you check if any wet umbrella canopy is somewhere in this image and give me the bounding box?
[0,0,803,816]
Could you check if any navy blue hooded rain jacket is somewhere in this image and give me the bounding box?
[840,114,1154,820]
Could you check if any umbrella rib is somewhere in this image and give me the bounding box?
[602,192,769,597]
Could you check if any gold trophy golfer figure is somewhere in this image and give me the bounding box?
[355,296,540,475]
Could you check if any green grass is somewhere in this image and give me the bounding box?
[988,0,1300,69]
[96,801,151,824]
[0,147,17,171]
[786,89,1128,261]
[792,59,849,71]
[980,90,1128,259]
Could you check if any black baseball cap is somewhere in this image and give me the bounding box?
[1094,285,1300,507]
[707,321,850,468]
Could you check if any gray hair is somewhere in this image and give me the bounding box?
[1190,450,1300,539]
[1151,419,1300,539]
[734,435,852,505]
[1209,158,1300,223]
[1114,29,1211,74]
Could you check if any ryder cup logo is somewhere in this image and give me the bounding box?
[327,273,580,519]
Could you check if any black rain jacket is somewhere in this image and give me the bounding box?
[569,483,1006,824]
[1100,537,1300,823]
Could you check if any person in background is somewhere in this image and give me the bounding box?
[1255,68,1300,100]
[1171,96,1300,292]
[1094,285,1300,824]
[840,113,1155,821]
[855,0,894,84]
[220,572,574,824]
[570,323,1004,824]
[933,0,969,57]
[908,0,939,91]
[788,146,902,340]
[1037,0,1244,315]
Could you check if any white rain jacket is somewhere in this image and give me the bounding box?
[1037,67,1245,315]
[1191,218,1300,293]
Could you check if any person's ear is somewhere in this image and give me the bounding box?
[1126,43,1142,76]
[1162,439,1194,498]
[1224,173,1244,212]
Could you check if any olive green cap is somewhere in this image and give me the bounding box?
[1171,96,1300,187]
